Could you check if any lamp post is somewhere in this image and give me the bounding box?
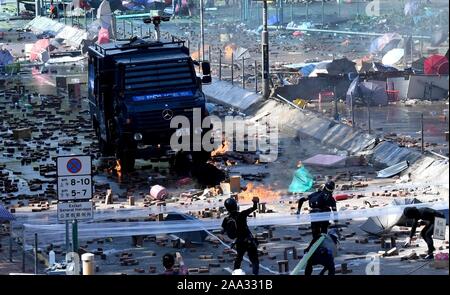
[260,0,270,99]
[200,0,205,61]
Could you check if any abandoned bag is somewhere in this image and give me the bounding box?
[222,215,238,239]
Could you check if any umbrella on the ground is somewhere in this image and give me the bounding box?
[360,212,402,235]
[0,205,15,222]
[369,33,402,54]
[30,39,51,62]
[382,48,404,66]
[424,55,449,75]
[326,58,357,76]
[360,198,422,235]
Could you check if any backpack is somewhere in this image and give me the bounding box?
[308,191,327,210]
[223,215,238,239]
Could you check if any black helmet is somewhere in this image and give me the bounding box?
[162,253,175,269]
[224,198,238,212]
[324,181,335,192]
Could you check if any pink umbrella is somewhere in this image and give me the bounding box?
[30,39,50,62]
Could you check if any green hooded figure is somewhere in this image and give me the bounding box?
[288,161,314,193]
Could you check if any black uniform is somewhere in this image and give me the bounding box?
[222,201,259,275]
[408,208,445,255]
[298,190,337,243]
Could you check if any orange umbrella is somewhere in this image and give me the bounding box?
[30,39,50,62]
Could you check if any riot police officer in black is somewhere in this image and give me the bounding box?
[297,181,337,244]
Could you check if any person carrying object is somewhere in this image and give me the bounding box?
[222,196,260,275]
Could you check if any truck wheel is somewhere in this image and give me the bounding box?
[192,150,211,165]
[116,147,136,173]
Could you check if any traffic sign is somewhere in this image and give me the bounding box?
[58,175,93,201]
[57,155,92,201]
[57,155,92,177]
[57,201,94,221]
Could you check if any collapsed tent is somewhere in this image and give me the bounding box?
[424,55,449,75]
[369,33,402,55]
[288,166,314,193]
[346,80,388,106]
[326,58,357,76]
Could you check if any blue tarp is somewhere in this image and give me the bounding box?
[0,205,15,222]
[288,166,314,193]
[300,64,316,77]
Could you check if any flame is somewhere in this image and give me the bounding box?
[238,182,281,203]
[115,160,122,179]
[211,140,229,157]
[224,44,236,61]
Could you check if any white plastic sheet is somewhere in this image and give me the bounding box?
[19,201,448,247]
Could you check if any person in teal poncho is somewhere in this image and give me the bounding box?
[288,161,314,193]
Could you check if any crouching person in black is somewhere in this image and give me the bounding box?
[403,207,445,259]
[222,196,260,275]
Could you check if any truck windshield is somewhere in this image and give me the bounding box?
[120,56,197,94]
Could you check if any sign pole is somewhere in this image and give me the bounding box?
[72,219,78,253]
[34,233,38,274]
[261,0,270,99]
[65,220,70,253]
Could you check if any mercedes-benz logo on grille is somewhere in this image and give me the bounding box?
[162,109,174,120]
